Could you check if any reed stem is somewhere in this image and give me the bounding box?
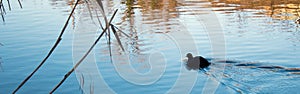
[12,0,80,93]
[17,0,22,8]
[7,0,11,10]
[49,9,118,94]
[0,1,5,22]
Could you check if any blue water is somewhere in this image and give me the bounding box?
[0,0,81,93]
[1,0,300,94]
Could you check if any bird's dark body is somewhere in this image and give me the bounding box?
[186,53,211,70]
[196,56,211,68]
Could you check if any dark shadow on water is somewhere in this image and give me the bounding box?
[235,63,264,67]
[230,62,300,75]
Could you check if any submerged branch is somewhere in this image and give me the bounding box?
[12,0,81,93]
[49,9,118,94]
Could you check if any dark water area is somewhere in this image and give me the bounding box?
[0,0,300,93]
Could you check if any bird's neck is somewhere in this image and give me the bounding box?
[187,57,193,60]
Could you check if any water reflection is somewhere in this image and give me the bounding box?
[211,0,300,20]
[209,0,300,36]
[114,0,183,56]
[119,0,180,30]
[49,0,85,8]
[47,0,300,93]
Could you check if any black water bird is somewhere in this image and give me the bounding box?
[186,53,211,70]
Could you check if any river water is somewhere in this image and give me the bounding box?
[0,0,300,93]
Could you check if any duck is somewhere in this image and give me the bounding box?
[186,53,211,70]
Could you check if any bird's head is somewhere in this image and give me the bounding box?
[186,53,193,59]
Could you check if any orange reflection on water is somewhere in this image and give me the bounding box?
[210,0,300,20]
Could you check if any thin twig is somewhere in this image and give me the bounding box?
[0,0,3,8]
[85,0,98,27]
[93,0,112,61]
[111,24,130,38]
[6,0,11,10]
[17,0,22,8]
[1,2,6,14]
[49,9,118,94]
[1,13,4,22]
[95,0,112,60]
[110,24,125,51]
[95,0,107,30]
[12,0,81,93]
[0,4,4,22]
[91,1,104,30]
[108,26,112,58]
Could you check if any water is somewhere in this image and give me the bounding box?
[0,0,300,93]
